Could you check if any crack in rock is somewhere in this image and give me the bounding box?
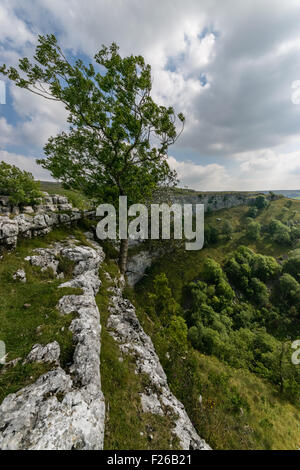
[107,284,211,450]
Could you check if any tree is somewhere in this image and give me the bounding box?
[0,35,185,273]
[0,161,41,206]
[247,206,258,218]
[268,220,291,245]
[246,221,261,241]
[148,273,180,326]
[283,250,300,282]
[255,195,268,210]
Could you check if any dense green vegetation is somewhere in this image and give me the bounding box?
[0,161,42,206]
[97,261,180,450]
[130,197,300,449]
[40,180,93,211]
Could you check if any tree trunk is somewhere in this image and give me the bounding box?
[119,238,129,275]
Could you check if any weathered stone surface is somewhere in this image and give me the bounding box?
[107,285,211,450]
[0,240,105,450]
[0,217,18,239]
[24,342,60,366]
[23,206,34,214]
[58,203,73,211]
[25,247,60,275]
[140,393,164,416]
[0,195,96,253]
[0,368,104,450]
[13,269,26,283]
[14,214,33,234]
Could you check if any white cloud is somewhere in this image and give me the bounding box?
[235,149,300,189]
[168,156,231,190]
[1,0,300,190]
[169,149,300,191]
[0,117,14,146]
[0,1,34,47]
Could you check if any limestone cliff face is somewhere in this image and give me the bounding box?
[169,191,273,213]
[0,193,95,253]
[126,192,279,286]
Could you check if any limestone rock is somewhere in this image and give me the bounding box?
[23,206,34,214]
[140,393,164,416]
[0,217,18,240]
[25,247,60,275]
[0,240,106,450]
[126,250,153,286]
[13,269,26,283]
[107,285,211,450]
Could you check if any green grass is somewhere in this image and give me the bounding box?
[1,198,299,449]
[39,181,93,211]
[0,227,90,402]
[191,354,300,450]
[128,285,300,450]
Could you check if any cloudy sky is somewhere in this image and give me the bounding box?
[1,0,300,190]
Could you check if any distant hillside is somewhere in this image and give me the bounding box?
[130,196,300,449]
[263,190,300,200]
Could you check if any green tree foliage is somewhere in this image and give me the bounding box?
[247,206,258,218]
[222,220,233,240]
[283,249,300,282]
[278,274,300,309]
[148,273,180,326]
[225,246,280,291]
[268,219,291,245]
[204,225,219,246]
[0,35,184,272]
[0,161,41,206]
[183,258,300,401]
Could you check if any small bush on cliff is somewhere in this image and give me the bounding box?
[0,161,41,206]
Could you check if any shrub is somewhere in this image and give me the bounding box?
[222,220,233,239]
[147,273,180,325]
[268,219,291,245]
[283,250,300,282]
[247,207,258,218]
[247,221,261,240]
[0,161,41,206]
[255,195,268,210]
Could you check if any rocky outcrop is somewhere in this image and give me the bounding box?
[0,240,105,450]
[168,191,276,214]
[107,282,211,450]
[126,250,154,286]
[0,192,73,216]
[0,194,95,254]
[24,341,60,366]
[13,269,26,283]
